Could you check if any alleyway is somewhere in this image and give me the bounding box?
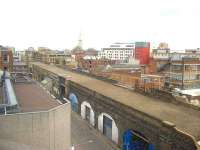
[71,112,119,150]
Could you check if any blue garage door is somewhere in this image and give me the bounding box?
[123,129,155,150]
[69,93,78,112]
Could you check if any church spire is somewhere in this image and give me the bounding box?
[78,31,82,48]
[72,30,84,52]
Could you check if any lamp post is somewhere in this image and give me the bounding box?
[71,140,93,150]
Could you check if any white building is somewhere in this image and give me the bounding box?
[185,48,200,54]
[152,47,200,60]
[14,51,25,62]
[152,48,170,60]
[98,43,135,62]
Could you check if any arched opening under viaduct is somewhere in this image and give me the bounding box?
[98,113,118,144]
[123,129,155,150]
[81,101,95,126]
[68,93,78,112]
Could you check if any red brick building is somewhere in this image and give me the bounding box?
[72,48,98,61]
[0,46,13,72]
[79,58,116,72]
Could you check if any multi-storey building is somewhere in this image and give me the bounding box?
[135,42,150,65]
[98,43,135,62]
[46,52,68,65]
[78,58,116,72]
[152,46,200,61]
[33,47,76,66]
[13,62,28,73]
[33,47,51,62]
[13,51,23,62]
[99,42,151,64]
[150,44,200,74]
[185,48,200,55]
[166,57,200,89]
[0,45,13,72]
[152,46,170,60]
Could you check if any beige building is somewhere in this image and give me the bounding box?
[34,47,75,66]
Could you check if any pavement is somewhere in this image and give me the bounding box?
[71,112,120,150]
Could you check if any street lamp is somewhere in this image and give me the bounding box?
[71,140,93,150]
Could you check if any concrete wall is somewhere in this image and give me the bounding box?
[0,103,71,150]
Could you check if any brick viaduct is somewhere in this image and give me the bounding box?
[30,62,200,150]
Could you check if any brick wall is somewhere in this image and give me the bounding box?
[67,81,198,150]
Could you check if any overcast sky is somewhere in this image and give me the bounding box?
[0,0,200,50]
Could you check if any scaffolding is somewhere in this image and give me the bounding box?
[137,74,165,92]
[167,58,200,89]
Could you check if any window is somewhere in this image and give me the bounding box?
[3,54,8,62]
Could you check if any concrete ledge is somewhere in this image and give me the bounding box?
[162,121,176,128]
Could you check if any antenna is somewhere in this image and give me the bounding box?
[78,29,83,48]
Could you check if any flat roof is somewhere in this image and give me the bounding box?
[175,88,200,97]
[32,62,200,140]
[14,83,60,112]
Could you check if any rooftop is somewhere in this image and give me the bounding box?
[111,64,140,69]
[32,62,200,140]
[14,82,60,112]
[102,42,135,49]
[175,88,200,97]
